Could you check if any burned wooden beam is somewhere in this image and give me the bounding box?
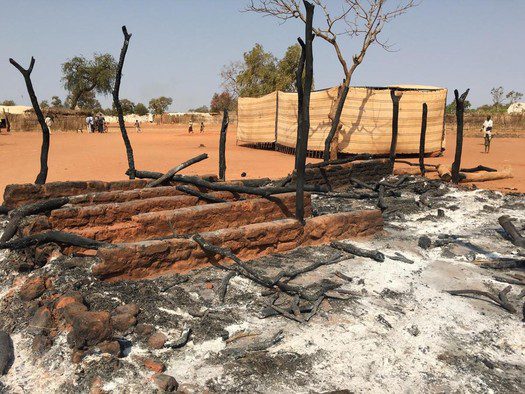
[113,26,136,179]
[219,109,229,181]
[498,215,525,248]
[175,185,227,203]
[9,57,50,184]
[419,103,428,176]
[451,89,470,183]
[294,0,314,223]
[446,286,516,314]
[0,231,110,251]
[0,197,70,243]
[389,89,401,171]
[146,153,208,188]
[331,241,385,262]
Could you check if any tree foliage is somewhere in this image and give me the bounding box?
[189,105,210,113]
[51,96,63,108]
[148,97,173,115]
[113,99,135,115]
[220,43,305,98]
[210,92,236,112]
[65,90,102,112]
[445,99,472,114]
[134,103,148,116]
[61,53,117,109]
[0,100,16,106]
[40,100,49,109]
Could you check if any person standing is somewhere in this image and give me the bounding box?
[200,121,205,133]
[97,114,105,133]
[481,115,493,153]
[45,115,53,134]
[85,115,92,133]
[188,120,193,134]
[135,119,142,133]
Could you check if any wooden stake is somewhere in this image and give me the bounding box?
[294,0,314,223]
[113,26,136,179]
[419,103,428,176]
[389,89,401,171]
[219,109,229,180]
[451,89,470,183]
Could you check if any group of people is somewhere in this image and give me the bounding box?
[188,120,205,134]
[85,114,107,133]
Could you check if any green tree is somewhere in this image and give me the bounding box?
[134,102,148,116]
[65,90,102,112]
[148,96,173,115]
[445,99,472,114]
[236,43,278,97]
[0,100,16,106]
[113,99,135,115]
[221,43,306,98]
[61,53,117,109]
[51,96,63,108]
[210,92,236,112]
[40,100,49,109]
[189,105,210,113]
[275,44,303,92]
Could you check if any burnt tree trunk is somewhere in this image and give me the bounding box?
[294,0,314,223]
[10,57,50,184]
[113,26,136,179]
[219,109,229,181]
[419,103,428,175]
[323,83,349,162]
[451,89,469,183]
[389,89,401,172]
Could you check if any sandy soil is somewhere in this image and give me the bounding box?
[0,124,524,194]
[0,124,318,194]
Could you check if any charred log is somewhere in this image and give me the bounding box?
[146,153,208,188]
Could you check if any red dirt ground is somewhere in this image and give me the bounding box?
[0,123,524,194]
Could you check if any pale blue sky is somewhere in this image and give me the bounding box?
[1,0,523,110]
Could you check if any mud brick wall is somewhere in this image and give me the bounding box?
[93,209,383,281]
[298,159,392,190]
[3,180,149,209]
[66,192,311,243]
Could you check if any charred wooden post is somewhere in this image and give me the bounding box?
[219,109,229,181]
[389,89,401,171]
[113,26,136,179]
[419,103,428,175]
[323,81,349,161]
[294,0,314,223]
[451,89,470,183]
[9,57,50,184]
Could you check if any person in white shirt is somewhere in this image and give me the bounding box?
[45,116,53,134]
[481,115,493,153]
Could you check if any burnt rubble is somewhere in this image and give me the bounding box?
[0,174,524,392]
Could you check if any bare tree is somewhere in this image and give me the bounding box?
[245,0,417,161]
[10,57,50,184]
